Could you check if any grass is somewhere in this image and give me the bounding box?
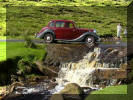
[0,5,6,36]
[85,83,133,100]
[0,0,131,6]
[0,41,45,61]
[91,85,127,94]
[0,42,6,61]
[0,36,6,39]
[5,6,127,38]
[6,42,45,60]
[0,0,131,38]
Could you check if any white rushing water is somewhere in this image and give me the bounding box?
[54,47,101,91]
[54,47,126,92]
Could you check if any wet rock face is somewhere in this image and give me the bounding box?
[44,43,93,67]
[97,47,127,67]
[35,61,59,78]
[91,68,127,87]
[44,43,127,67]
[55,43,127,87]
[93,68,127,80]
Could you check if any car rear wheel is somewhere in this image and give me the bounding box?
[85,36,95,46]
[44,34,54,43]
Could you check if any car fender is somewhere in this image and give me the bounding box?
[69,32,98,42]
[84,32,99,39]
[36,29,55,39]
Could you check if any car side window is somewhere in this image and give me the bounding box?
[56,21,65,28]
[49,22,55,27]
[65,22,74,28]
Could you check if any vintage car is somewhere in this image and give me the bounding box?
[36,20,100,45]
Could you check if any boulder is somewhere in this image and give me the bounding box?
[50,83,83,100]
[60,83,83,95]
[60,83,83,100]
[35,61,59,78]
[8,82,24,93]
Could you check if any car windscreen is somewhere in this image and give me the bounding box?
[49,21,55,27]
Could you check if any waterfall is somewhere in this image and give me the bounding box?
[56,47,127,89]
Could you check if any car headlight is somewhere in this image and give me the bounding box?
[93,29,97,33]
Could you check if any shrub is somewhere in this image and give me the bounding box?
[17,56,37,74]
[23,30,37,48]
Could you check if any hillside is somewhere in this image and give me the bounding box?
[0,0,131,6]
[0,0,132,38]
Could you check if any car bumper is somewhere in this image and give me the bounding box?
[35,33,41,38]
[97,37,101,42]
[95,37,101,43]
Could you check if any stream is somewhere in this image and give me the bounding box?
[3,40,127,100]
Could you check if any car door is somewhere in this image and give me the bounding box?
[64,22,77,40]
[54,21,65,39]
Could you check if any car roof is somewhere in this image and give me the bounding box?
[51,20,74,22]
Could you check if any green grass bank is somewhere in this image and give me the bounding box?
[85,83,133,100]
[91,85,127,94]
[0,41,46,85]
[0,42,6,61]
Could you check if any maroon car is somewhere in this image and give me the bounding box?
[36,20,100,45]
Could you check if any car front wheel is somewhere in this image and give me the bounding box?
[85,36,95,46]
[44,34,54,43]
